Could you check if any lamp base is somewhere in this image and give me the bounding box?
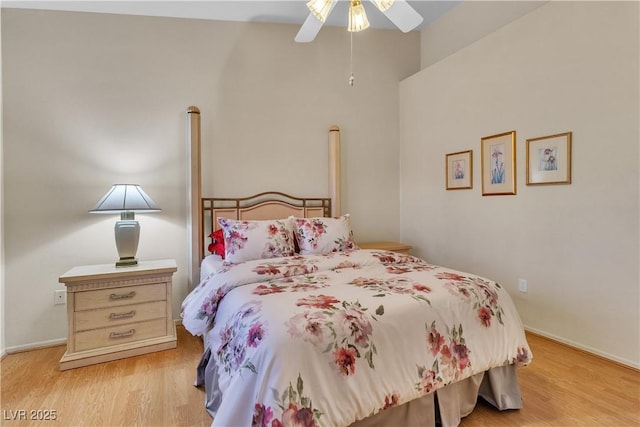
[116,257,138,267]
[114,219,140,268]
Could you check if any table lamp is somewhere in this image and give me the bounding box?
[90,184,161,267]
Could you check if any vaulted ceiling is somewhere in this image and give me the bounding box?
[1,1,461,32]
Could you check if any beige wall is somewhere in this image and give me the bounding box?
[420,1,546,69]
[0,6,5,356]
[400,1,639,367]
[1,9,419,349]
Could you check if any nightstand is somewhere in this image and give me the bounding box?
[358,241,413,254]
[58,259,177,370]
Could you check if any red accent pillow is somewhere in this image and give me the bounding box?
[208,228,225,259]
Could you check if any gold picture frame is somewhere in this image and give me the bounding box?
[526,132,572,185]
[446,150,473,190]
[481,130,516,196]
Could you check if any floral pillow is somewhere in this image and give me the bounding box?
[218,217,296,264]
[293,214,358,255]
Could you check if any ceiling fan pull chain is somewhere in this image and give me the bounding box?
[349,31,355,87]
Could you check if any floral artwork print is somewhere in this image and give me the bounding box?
[446,151,473,190]
[537,146,558,171]
[491,143,505,184]
[453,159,466,180]
[526,132,571,185]
[253,374,323,427]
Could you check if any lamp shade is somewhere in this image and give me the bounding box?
[90,184,160,214]
[90,184,160,267]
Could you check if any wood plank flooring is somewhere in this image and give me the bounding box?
[1,326,212,426]
[463,333,639,426]
[1,328,638,426]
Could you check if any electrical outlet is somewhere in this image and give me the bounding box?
[518,279,527,293]
[54,290,67,305]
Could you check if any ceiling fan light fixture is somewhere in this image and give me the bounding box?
[348,0,370,32]
[307,0,333,23]
[372,0,394,12]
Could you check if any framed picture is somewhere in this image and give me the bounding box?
[481,130,516,196]
[526,132,572,185]
[445,150,473,190]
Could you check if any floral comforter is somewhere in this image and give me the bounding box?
[181,250,532,427]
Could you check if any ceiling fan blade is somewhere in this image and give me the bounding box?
[295,0,337,43]
[380,0,424,33]
[295,13,324,43]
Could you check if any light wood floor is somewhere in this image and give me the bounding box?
[1,326,212,426]
[1,328,638,426]
[463,333,639,426]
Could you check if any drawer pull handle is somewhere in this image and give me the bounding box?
[109,310,136,320]
[109,329,136,339]
[110,291,136,300]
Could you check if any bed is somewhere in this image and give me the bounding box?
[181,107,532,427]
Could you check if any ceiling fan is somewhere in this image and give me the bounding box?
[295,0,424,43]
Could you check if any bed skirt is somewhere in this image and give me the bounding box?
[195,348,523,427]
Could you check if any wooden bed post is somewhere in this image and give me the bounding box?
[328,125,341,217]
[187,106,201,290]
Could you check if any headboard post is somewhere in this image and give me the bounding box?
[328,125,341,217]
[188,112,340,290]
[187,106,202,290]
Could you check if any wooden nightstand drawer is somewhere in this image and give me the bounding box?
[75,300,166,332]
[59,259,177,370]
[75,283,166,311]
[75,318,167,352]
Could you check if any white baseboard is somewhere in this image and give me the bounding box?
[5,319,184,356]
[5,338,67,355]
[525,325,639,370]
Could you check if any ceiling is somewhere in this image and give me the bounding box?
[1,0,461,32]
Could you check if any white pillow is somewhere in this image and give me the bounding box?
[293,214,358,255]
[218,217,296,264]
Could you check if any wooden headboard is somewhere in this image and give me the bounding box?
[186,106,341,289]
